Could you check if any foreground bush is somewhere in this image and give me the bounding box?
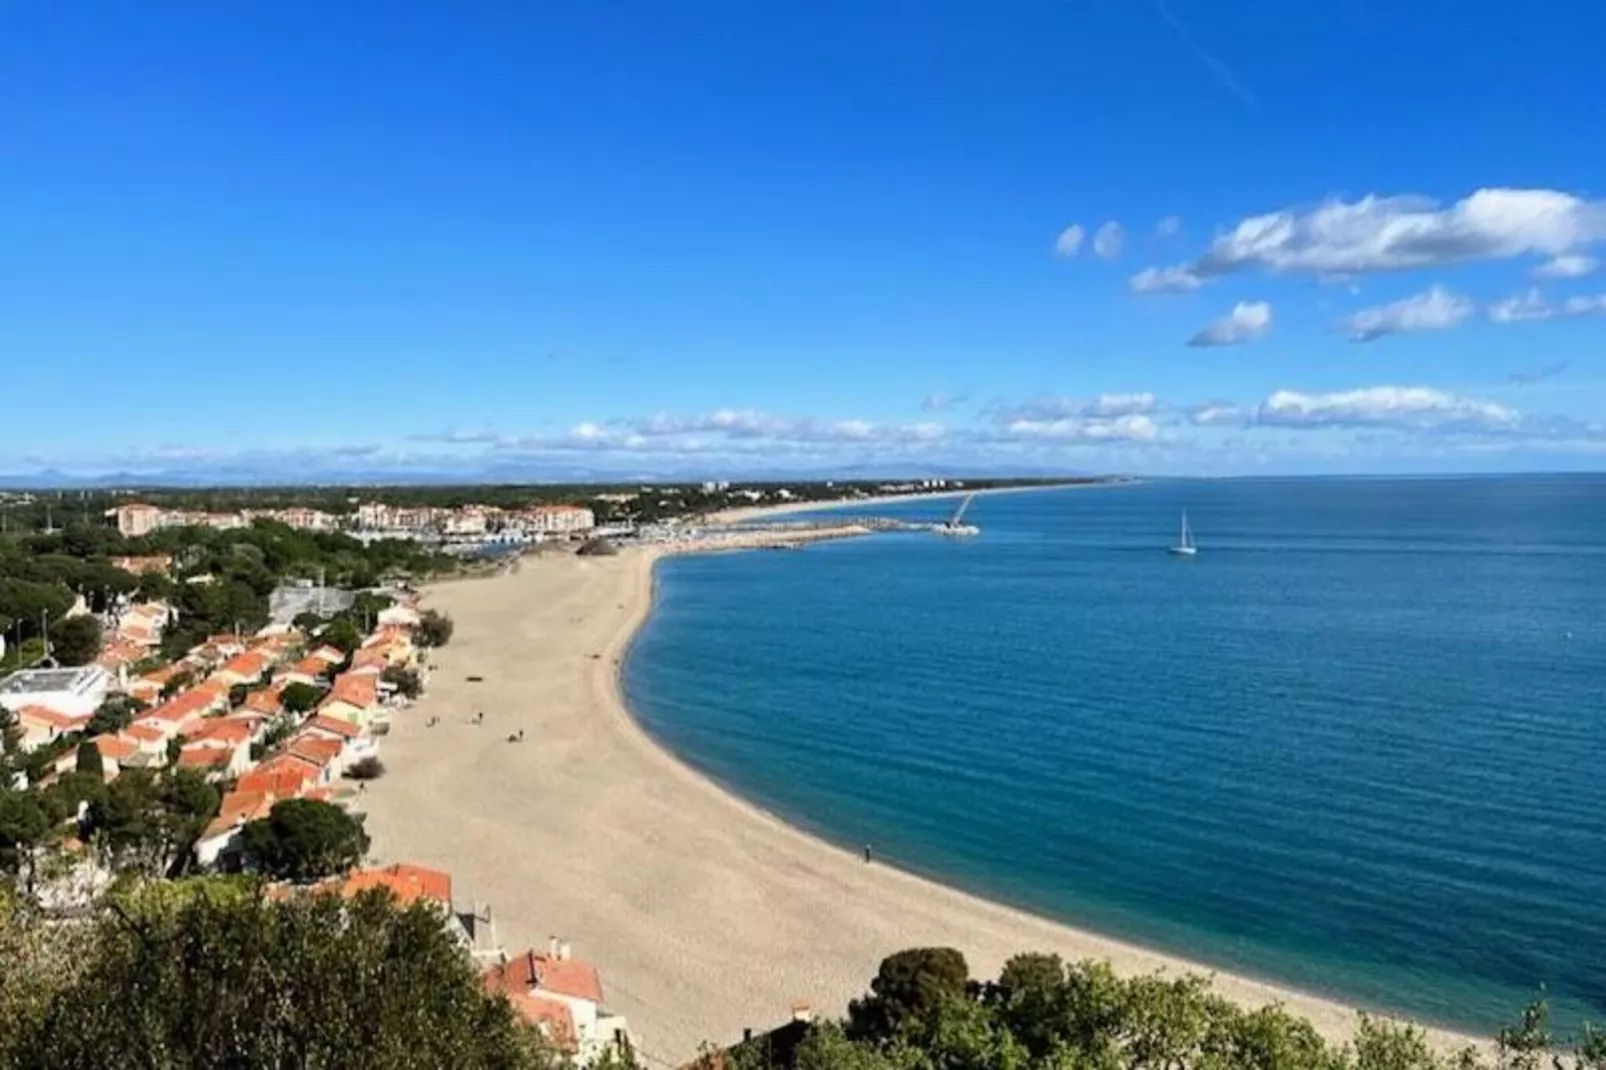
[714,948,1606,1070]
[1,880,554,1069]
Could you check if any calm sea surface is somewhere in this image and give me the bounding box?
[623,476,1606,1033]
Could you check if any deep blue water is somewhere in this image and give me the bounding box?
[623,476,1606,1035]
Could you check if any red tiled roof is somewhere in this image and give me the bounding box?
[306,714,361,740]
[321,673,377,710]
[340,863,452,908]
[292,655,328,678]
[508,993,578,1052]
[125,723,166,744]
[220,651,268,680]
[484,949,605,1006]
[243,686,285,715]
[177,746,230,770]
[90,734,141,762]
[310,645,345,663]
[16,706,89,731]
[190,719,253,746]
[237,755,320,796]
[287,735,342,768]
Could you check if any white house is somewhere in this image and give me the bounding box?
[0,665,112,722]
[483,943,630,1065]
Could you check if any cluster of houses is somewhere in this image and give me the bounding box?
[106,501,596,543]
[1,596,426,861]
[266,860,631,1063]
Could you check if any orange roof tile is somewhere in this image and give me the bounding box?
[287,735,342,768]
[238,755,320,796]
[243,687,285,715]
[125,723,166,744]
[507,993,578,1052]
[17,705,89,730]
[190,719,253,746]
[220,651,268,680]
[90,734,141,762]
[340,863,452,907]
[291,655,328,677]
[321,673,378,710]
[306,714,361,740]
[177,747,230,770]
[310,645,345,663]
[484,949,605,1006]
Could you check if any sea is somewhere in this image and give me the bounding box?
[622,475,1606,1035]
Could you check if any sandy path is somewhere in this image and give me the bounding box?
[362,548,1477,1066]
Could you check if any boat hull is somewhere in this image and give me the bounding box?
[1167,546,1198,557]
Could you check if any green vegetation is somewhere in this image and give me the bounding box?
[0,881,555,1069]
[708,948,1606,1070]
[280,680,321,714]
[417,608,454,647]
[82,768,219,877]
[239,798,369,882]
[382,665,422,698]
[72,741,102,779]
[345,755,385,781]
[86,695,143,737]
[47,615,101,666]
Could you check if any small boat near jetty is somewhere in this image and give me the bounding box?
[935,493,980,537]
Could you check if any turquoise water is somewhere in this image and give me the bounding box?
[623,476,1606,1034]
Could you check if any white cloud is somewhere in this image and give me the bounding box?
[1187,403,1251,427]
[1343,285,1473,342]
[1004,413,1159,443]
[1132,189,1606,289]
[1563,293,1606,315]
[1488,288,1554,324]
[1129,264,1204,294]
[1487,288,1606,324]
[1156,215,1182,239]
[1188,301,1272,347]
[1054,224,1086,258]
[1533,253,1597,279]
[1093,221,1125,260]
[994,393,1158,423]
[1257,386,1517,430]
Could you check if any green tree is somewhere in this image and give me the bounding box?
[83,768,219,877]
[417,608,454,647]
[0,791,54,876]
[847,948,973,1045]
[4,881,554,1069]
[73,740,103,779]
[86,695,143,737]
[48,616,102,666]
[240,798,369,881]
[382,665,422,699]
[281,681,321,714]
[322,616,364,654]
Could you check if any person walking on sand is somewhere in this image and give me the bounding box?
[863,844,873,864]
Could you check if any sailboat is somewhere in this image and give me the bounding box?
[935,492,980,537]
[1168,511,1197,557]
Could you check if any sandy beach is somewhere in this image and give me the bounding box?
[362,545,1478,1066]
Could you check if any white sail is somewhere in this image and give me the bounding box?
[1169,510,1197,556]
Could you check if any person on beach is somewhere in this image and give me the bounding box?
[864,844,873,864]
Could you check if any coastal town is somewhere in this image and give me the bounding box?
[0,479,1048,1066]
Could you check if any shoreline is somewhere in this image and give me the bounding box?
[703,479,1114,525]
[363,540,1482,1063]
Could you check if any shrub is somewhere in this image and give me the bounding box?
[345,756,385,781]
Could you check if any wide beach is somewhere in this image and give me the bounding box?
[362,542,1478,1066]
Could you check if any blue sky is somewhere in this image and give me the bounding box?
[4,1,1606,480]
